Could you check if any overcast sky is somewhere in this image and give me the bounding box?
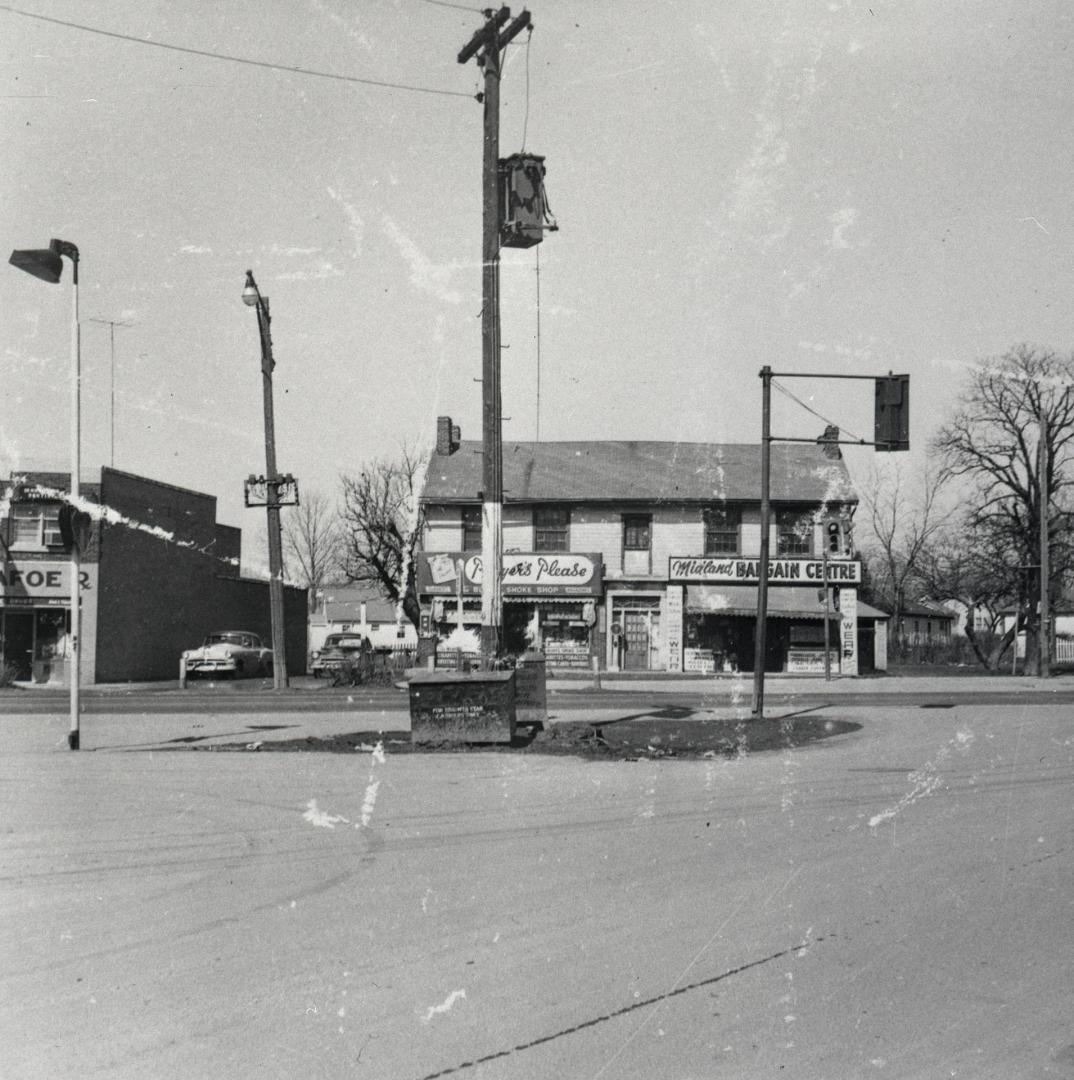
[3,1,1072,569]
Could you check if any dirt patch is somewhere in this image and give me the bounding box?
[203,714,861,758]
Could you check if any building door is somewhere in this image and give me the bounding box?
[2,611,34,680]
[622,609,651,670]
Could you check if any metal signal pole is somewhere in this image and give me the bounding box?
[752,366,773,717]
[458,6,532,665]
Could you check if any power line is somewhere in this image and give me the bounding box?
[415,0,485,11]
[519,25,533,149]
[0,3,476,100]
[772,378,867,444]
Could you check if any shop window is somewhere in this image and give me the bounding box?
[776,508,813,556]
[534,507,569,552]
[11,504,63,550]
[461,505,482,551]
[703,505,740,555]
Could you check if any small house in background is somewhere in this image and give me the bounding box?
[895,600,956,646]
[309,583,417,660]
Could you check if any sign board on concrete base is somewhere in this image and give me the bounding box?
[408,670,516,744]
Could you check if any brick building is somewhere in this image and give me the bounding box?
[417,418,888,674]
[0,468,307,683]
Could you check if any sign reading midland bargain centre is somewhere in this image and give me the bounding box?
[669,556,862,586]
[418,552,603,596]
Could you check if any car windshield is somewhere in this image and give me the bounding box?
[327,636,365,648]
[206,632,248,646]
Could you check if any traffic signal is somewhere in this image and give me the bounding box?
[875,374,909,451]
[827,520,842,554]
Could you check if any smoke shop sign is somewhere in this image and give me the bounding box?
[419,552,603,596]
[669,556,862,586]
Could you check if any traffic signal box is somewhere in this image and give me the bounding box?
[499,153,556,249]
[875,374,910,451]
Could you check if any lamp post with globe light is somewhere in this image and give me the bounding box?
[8,239,82,749]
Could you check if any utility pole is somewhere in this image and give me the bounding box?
[243,270,298,691]
[1040,408,1050,677]
[458,5,532,665]
[85,317,131,468]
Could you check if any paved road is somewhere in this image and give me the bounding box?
[3,696,1073,1078]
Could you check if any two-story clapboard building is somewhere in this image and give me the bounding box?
[417,417,888,674]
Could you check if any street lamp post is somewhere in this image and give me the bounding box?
[9,239,82,749]
[242,270,289,690]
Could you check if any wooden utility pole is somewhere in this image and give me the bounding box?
[1040,408,1051,677]
[458,6,531,664]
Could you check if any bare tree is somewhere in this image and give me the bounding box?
[857,459,951,643]
[339,448,426,629]
[916,522,1020,670]
[281,489,343,611]
[933,344,1074,674]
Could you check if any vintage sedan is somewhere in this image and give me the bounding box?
[311,633,372,681]
[182,631,273,679]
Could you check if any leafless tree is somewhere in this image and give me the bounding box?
[281,489,344,611]
[857,459,951,642]
[338,448,426,629]
[916,524,1020,670]
[933,344,1074,674]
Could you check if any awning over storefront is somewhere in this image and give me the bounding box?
[686,584,836,620]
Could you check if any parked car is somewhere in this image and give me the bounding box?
[311,633,372,682]
[182,631,273,679]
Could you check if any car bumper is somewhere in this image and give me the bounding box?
[184,658,238,674]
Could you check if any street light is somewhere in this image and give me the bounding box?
[242,270,289,690]
[8,238,82,749]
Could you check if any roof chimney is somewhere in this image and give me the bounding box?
[436,416,459,456]
[818,424,842,459]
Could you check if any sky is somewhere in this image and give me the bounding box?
[3,0,1073,572]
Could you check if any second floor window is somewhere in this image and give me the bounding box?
[777,508,813,556]
[623,514,651,551]
[461,505,481,551]
[534,507,569,552]
[703,505,740,555]
[11,504,63,549]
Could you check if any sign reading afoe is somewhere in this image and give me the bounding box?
[0,561,91,599]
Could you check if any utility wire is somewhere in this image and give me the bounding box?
[772,378,867,444]
[520,26,532,149]
[0,3,476,100]
[414,0,485,11]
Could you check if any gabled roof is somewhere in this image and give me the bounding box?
[318,583,400,624]
[421,440,856,505]
[902,599,956,620]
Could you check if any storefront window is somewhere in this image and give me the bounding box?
[534,507,569,552]
[461,505,481,551]
[703,505,740,554]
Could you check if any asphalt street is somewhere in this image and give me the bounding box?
[2,680,1073,1078]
